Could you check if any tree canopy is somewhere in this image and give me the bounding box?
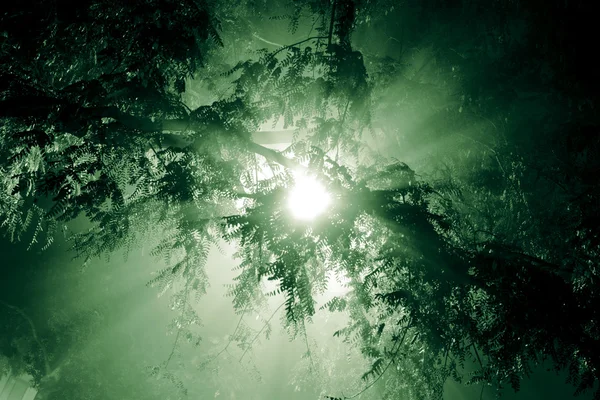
[1,0,599,399]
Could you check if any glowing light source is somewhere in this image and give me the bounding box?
[287,172,331,221]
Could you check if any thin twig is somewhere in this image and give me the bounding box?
[306,15,319,38]
[329,99,351,158]
[199,309,249,369]
[239,302,285,362]
[164,325,182,369]
[165,283,191,369]
[443,345,450,369]
[301,320,315,373]
[456,132,507,177]
[269,36,329,59]
[472,343,483,369]
[252,33,284,48]
[343,322,412,399]
[148,143,169,171]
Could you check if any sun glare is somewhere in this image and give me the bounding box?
[287,172,331,221]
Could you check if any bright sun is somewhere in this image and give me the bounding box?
[287,172,331,221]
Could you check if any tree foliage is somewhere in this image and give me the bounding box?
[1,0,599,399]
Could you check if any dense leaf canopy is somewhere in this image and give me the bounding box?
[1,0,599,399]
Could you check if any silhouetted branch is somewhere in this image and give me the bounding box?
[301,320,315,373]
[328,0,337,47]
[338,321,412,400]
[239,302,285,362]
[165,283,190,369]
[270,37,329,58]
[199,309,249,369]
[246,141,301,170]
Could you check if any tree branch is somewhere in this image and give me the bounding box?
[472,343,483,369]
[342,322,412,399]
[199,309,249,369]
[239,302,285,362]
[301,320,315,374]
[252,32,284,47]
[270,36,329,58]
[72,104,304,172]
[84,106,159,132]
[165,283,190,369]
[246,141,301,170]
[328,0,337,48]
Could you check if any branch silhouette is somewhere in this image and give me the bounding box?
[327,321,413,400]
[199,308,249,369]
[239,302,285,362]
